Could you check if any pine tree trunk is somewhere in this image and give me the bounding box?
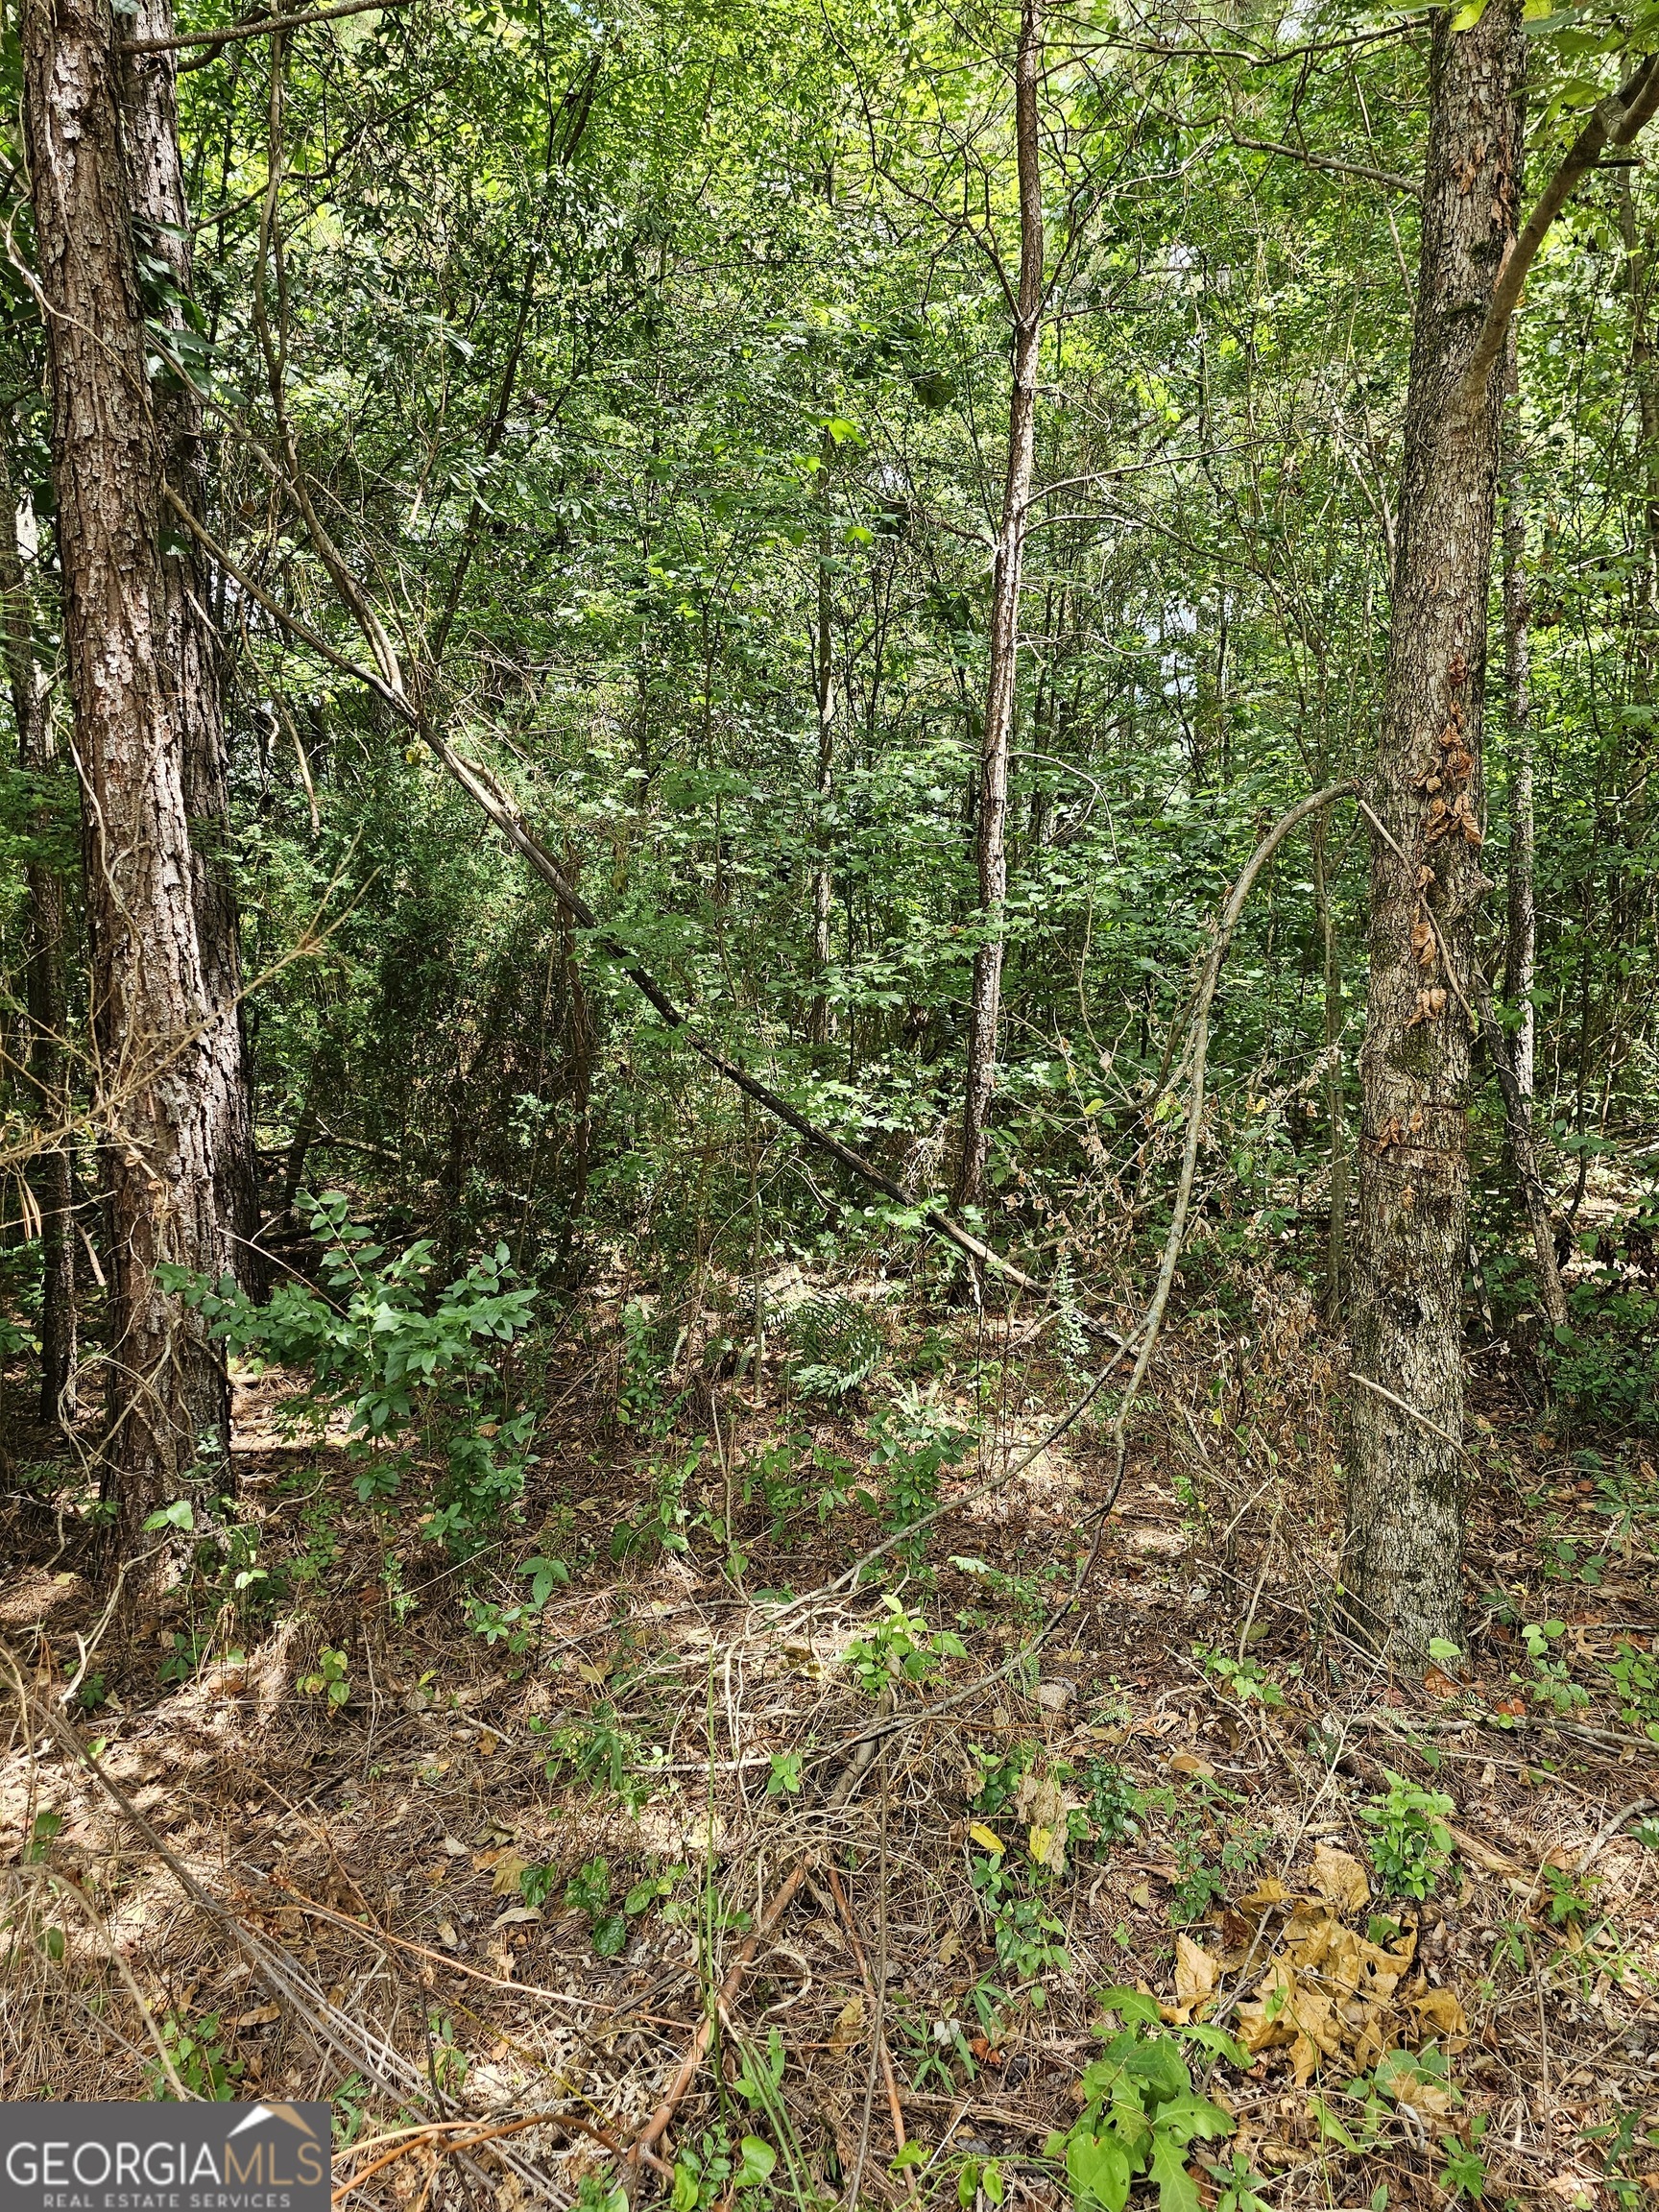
[0,439,77,1423]
[1342,0,1526,1657]
[957,0,1042,1211]
[122,0,264,1297]
[23,0,228,1553]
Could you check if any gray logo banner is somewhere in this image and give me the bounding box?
[0,2104,331,2212]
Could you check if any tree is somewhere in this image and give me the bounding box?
[957,0,1044,1211]
[121,0,265,1298]
[23,0,228,1550]
[1342,0,1527,1654]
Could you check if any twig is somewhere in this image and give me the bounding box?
[1347,1371,1468,1455]
[123,0,409,59]
[1576,1797,1658,1877]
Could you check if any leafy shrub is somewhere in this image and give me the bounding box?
[1045,1990,1244,2212]
[1359,1771,1456,1900]
[867,1387,974,1568]
[161,1191,538,1553]
[1545,1199,1659,1432]
[844,1595,965,1695]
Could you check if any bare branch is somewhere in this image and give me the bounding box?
[1455,54,1659,418]
[122,0,408,59]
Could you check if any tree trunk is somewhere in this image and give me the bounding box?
[1311,810,1347,1315]
[956,0,1043,1211]
[808,518,835,1048]
[0,438,77,1424]
[1497,373,1569,1329]
[23,0,229,1553]
[1342,0,1526,1658]
[121,0,264,1298]
[1618,167,1659,684]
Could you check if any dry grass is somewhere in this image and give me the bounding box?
[1,1269,1656,2212]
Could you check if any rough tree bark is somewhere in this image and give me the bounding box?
[0,439,77,1422]
[956,0,1043,1211]
[121,0,264,1296]
[1342,0,1526,1656]
[23,0,228,1553]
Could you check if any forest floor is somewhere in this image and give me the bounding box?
[2,1268,1657,2212]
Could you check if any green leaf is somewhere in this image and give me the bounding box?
[1065,2128,1132,2212]
[144,1499,195,1532]
[1148,2131,1202,2212]
[1450,0,1491,26]
[591,1911,630,1959]
[734,2137,776,2188]
[1094,1986,1165,2027]
[1178,2023,1252,2069]
[1154,2096,1236,2148]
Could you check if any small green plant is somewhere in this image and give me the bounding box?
[1073,1760,1144,1854]
[565,1856,629,1957]
[519,1861,558,1910]
[966,1838,1070,1994]
[160,1193,540,1554]
[1515,1620,1589,1717]
[1540,1864,1601,1928]
[1196,1645,1289,1709]
[1439,2115,1489,2201]
[845,1596,966,1695]
[1045,1990,1243,2212]
[427,2012,468,2094]
[1582,2106,1659,2211]
[956,2152,1007,2206]
[766,1750,804,1796]
[298,1647,349,1710]
[1202,2152,1271,2212]
[533,1705,645,1799]
[1605,1639,1659,1743]
[867,1389,974,1570]
[149,2012,242,2101]
[1358,1770,1456,1900]
[783,1291,885,1398]
[668,2127,777,2211]
[156,1629,212,1687]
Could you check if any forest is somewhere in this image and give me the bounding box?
[0,0,1658,2201]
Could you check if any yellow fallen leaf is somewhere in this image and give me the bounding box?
[1168,1752,1215,1780]
[1129,1882,1152,1909]
[829,1995,865,2056]
[1028,1823,1067,1873]
[488,1851,530,1897]
[1310,1842,1370,1913]
[1238,1877,1289,1913]
[969,1823,1005,1856]
[1173,1934,1220,2017]
[1408,1986,1468,2045]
